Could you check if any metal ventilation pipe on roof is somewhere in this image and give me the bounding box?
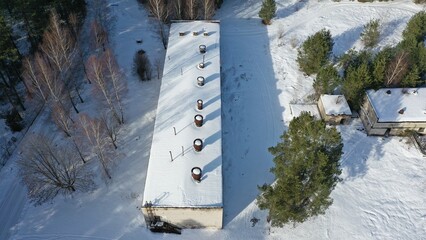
[203,32,209,36]
[197,99,203,110]
[199,45,206,54]
[193,138,203,152]
[197,76,205,86]
[194,114,204,127]
[193,31,198,36]
[191,167,202,182]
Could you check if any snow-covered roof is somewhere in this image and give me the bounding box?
[289,104,320,119]
[143,21,222,207]
[320,94,352,116]
[366,88,426,122]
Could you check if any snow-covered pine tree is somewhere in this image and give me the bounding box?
[257,112,343,227]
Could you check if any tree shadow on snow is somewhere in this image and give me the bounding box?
[339,122,386,180]
[220,18,285,228]
[333,25,364,56]
[380,17,410,44]
[276,0,309,19]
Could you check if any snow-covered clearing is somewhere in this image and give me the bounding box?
[0,0,425,239]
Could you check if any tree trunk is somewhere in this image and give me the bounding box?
[72,137,86,163]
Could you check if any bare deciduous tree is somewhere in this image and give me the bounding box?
[385,51,409,87]
[18,134,94,205]
[171,0,184,20]
[22,56,48,103]
[40,10,77,75]
[90,20,109,52]
[79,114,113,179]
[86,54,122,124]
[29,10,81,113]
[148,0,168,22]
[101,112,119,149]
[51,103,74,137]
[185,0,198,20]
[201,0,215,20]
[33,52,66,106]
[103,49,126,124]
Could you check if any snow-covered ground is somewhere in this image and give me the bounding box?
[1,0,425,239]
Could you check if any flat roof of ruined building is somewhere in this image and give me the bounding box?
[366,88,426,123]
[143,21,222,207]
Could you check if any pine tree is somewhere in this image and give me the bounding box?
[259,0,276,25]
[257,112,343,227]
[401,65,421,87]
[360,19,380,49]
[313,64,341,99]
[402,11,426,44]
[342,62,371,111]
[372,47,393,88]
[297,29,334,75]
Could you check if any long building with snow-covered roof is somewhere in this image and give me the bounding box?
[142,21,222,230]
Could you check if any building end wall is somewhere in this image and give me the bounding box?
[142,206,223,229]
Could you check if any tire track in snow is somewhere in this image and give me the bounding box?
[11,233,112,240]
[282,1,419,36]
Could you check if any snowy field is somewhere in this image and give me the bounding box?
[1,0,426,239]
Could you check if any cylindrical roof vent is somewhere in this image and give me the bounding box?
[199,45,206,54]
[198,62,205,69]
[194,114,203,127]
[191,167,202,182]
[179,32,185,36]
[203,32,209,36]
[193,138,203,152]
[197,76,205,86]
[197,99,203,110]
[193,31,198,36]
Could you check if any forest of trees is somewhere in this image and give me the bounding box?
[261,10,426,228]
[297,11,426,110]
[0,0,128,204]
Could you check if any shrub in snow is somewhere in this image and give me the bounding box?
[134,49,152,81]
[360,19,381,48]
[259,0,276,25]
[257,112,343,227]
[297,29,334,75]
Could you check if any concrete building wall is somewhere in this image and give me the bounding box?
[142,207,223,229]
[317,98,351,125]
